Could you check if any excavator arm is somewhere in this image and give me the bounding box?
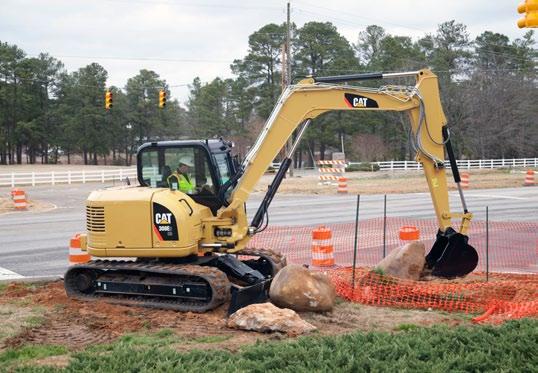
[211,69,477,278]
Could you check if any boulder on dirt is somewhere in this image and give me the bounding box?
[227,302,316,335]
[269,264,336,312]
[376,241,425,281]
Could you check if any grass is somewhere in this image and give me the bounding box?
[0,345,67,371]
[7,319,538,372]
[24,315,46,328]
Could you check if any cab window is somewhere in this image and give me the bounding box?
[140,147,215,195]
[214,153,231,184]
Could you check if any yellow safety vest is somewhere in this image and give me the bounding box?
[167,173,195,193]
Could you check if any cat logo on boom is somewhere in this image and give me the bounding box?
[344,93,379,108]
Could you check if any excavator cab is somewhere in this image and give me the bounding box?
[137,139,238,214]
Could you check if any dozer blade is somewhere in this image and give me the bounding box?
[228,278,272,315]
[425,228,479,278]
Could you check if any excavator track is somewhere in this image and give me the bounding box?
[64,260,231,312]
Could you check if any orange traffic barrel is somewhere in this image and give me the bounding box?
[69,234,91,265]
[524,169,535,186]
[11,188,27,210]
[311,226,335,267]
[337,177,348,194]
[460,172,470,189]
[399,226,420,241]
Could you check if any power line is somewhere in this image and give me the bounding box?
[293,3,536,64]
[28,54,233,64]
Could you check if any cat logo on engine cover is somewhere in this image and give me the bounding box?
[153,203,178,241]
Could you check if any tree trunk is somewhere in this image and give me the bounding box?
[16,144,22,164]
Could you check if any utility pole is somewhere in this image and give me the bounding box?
[286,1,294,176]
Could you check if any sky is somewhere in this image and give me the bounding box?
[0,0,531,105]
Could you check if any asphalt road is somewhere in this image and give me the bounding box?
[0,183,536,278]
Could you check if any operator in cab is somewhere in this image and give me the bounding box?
[167,156,195,193]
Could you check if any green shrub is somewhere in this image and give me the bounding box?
[13,319,538,373]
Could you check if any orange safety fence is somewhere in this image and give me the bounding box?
[250,217,538,323]
[250,217,538,274]
[328,268,538,324]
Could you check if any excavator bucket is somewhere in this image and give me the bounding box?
[425,228,479,278]
[228,279,272,315]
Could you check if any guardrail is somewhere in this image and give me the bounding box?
[0,168,137,187]
[349,158,538,171]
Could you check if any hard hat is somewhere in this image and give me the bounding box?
[179,155,194,167]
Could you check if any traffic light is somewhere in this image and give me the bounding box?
[159,89,167,108]
[517,0,538,28]
[105,90,113,110]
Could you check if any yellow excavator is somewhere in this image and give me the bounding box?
[65,69,478,313]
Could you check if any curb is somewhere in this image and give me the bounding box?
[0,275,63,285]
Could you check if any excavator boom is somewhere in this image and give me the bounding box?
[217,69,478,277]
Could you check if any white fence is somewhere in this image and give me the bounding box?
[0,168,137,187]
[349,158,538,171]
[1,158,537,187]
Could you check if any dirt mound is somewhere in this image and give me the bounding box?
[2,282,236,349]
[1,281,470,351]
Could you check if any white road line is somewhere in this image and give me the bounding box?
[0,266,24,280]
[464,194,528,200]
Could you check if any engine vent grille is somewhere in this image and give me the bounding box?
[86,206,105,232]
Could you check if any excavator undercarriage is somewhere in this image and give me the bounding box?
[65,248,285,313]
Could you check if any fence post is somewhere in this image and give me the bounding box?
[352,195,361,291]
[68,171,71,185]
[382,195,387,259]
[82,170,86,184]
[51,171,55,185]
[32,172,35,187]
[404,161,407,170]
[101,170,105,183]
[119,169,123,182]
[486,206,489,282]
[11,173,15,187]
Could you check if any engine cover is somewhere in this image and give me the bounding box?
[86,186,211,258]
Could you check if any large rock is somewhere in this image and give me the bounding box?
[227,303,316,335]
[269,264,336,312]
[376,241,425,280]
